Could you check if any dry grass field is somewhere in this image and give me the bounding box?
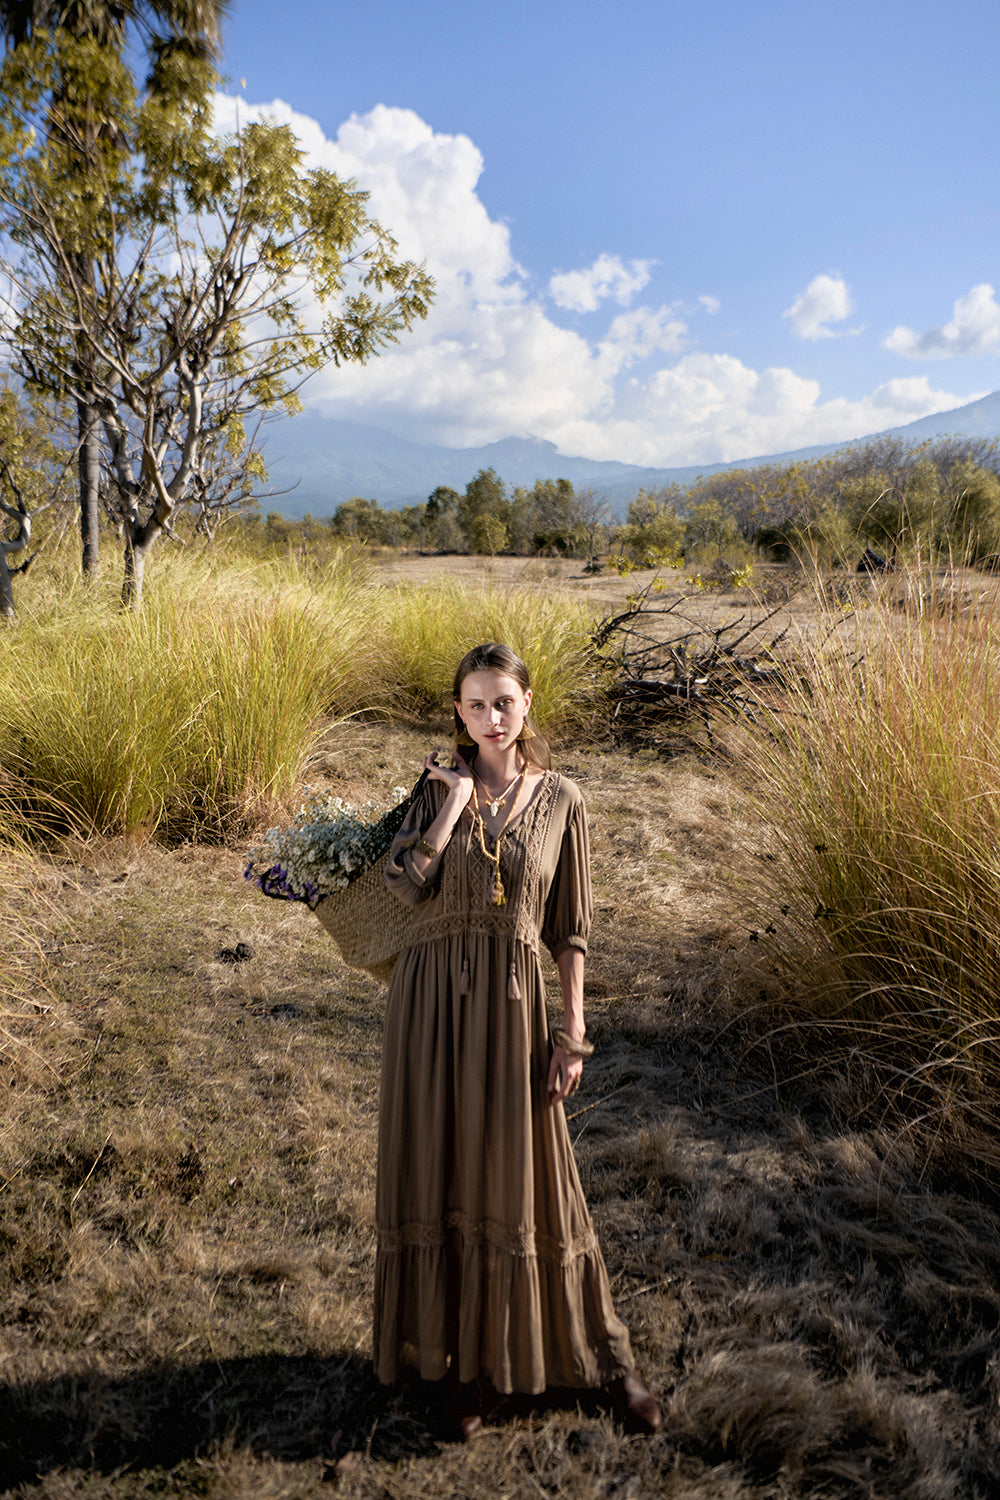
[3,555,1000,1499]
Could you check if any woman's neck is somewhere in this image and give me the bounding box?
[474,745,524,787]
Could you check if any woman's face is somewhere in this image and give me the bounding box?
[456,670,532,754]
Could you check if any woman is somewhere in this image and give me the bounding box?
[378,642,661,1439]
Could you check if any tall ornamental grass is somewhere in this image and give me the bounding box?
[0,550,606,841]
[0,549,376,840]
[380,582,602,732]
[743,582,1000,1149]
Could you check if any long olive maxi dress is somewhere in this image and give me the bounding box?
[376,771,635,1394]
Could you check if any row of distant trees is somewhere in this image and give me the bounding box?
[321,469,609,561]
[255,434,1000,570]
[673,435,1000,568]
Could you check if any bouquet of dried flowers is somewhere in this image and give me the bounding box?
[244,776,427,983]
[245,786,410,907]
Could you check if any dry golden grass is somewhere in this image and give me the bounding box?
[3,714,1000,1499]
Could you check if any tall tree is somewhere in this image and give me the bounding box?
[0,0,229,581]
[458,468,507,553]
[0,29,433,607]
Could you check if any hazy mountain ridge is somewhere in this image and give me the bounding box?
[263,391,1000,519]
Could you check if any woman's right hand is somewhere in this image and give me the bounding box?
[423,750,474,807]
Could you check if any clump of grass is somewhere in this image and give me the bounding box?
[379,581,602,732]
[0,610,187,837]
[170,590,373,838]
[0,548,377,841]
[740,576,1000,1155]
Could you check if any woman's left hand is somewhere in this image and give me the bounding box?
[548,1045,583,1105]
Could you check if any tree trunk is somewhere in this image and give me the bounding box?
[77,397,100,580]
[0,550,14,620]
[122,515,166,611]
[122,527,145,611]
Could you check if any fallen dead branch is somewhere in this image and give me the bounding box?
[593,582,801,748]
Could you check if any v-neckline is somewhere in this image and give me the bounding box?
[471,770,551,840]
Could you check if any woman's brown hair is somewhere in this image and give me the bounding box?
[452,643,552,770]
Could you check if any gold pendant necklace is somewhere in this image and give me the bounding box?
[474,765,523,818]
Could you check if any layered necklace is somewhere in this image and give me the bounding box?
[474,765,523,818]
[470,759,528,906]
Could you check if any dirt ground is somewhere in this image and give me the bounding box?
[6,552,1000,1496]
[2,689,1000,1499]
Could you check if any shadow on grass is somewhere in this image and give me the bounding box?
[0,1353,444,1486]
[0,1354,637,1490]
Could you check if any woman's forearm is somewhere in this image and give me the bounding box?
[556,948,586,1041]
[408,785,470,877]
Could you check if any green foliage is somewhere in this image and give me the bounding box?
[934,458,1000,563]
[619,487,684,565]
[318,471,609,560]
[608,437,1000,573]
[329,496,426,548]
[469,511,507,555]
[683,497,742,558]
[458,468,506,551]
[523,477,577,553]
[0,383,72,512]
[0,22,433,601]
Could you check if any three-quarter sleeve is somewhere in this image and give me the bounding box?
[383,778,444,907]
[542,790,594,960]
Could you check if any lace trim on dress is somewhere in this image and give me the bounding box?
[378,1209,600,1267]
[403,912,542,954]
[404,774,562,951]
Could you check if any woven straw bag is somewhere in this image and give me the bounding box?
[313,853,414,983]
[305,770,427,983]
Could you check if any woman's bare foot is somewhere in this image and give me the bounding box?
[616,1369,663,1433]
[457,1411,485,1441]
[444,1379,487,1442]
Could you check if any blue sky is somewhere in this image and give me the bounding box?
[219,0,1000,465]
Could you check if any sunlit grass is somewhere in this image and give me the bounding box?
[0,548,606,840]
[0,610,187,837]
[379,580,602,732]
[741,575,1000,1151]
[0,546,378,840]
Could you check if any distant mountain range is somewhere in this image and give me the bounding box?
[260,390,1000,520]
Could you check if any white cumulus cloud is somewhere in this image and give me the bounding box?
[209,95,979,466]
[883,283,1000,358]
[598,306,687,374]
[783,273,856,340]
[549,363,974,467]
[548,254,654,313]
[699,294,721,315]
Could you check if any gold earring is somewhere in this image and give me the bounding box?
[456,723,475,747]
[516,718,536,741]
